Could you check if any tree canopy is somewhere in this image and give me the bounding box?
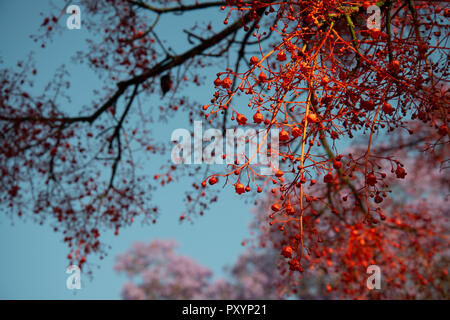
[0,0,448,298]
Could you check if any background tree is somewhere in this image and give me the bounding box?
[115,239,284,299]
[0,0,448,296]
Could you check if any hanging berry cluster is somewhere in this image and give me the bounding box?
[202,0,449,274]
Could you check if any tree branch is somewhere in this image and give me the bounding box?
[127,0,226,14]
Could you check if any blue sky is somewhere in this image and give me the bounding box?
[0,0,254,299]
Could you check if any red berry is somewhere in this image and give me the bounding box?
[208,176,218,185]
[307,113,318,123]
[271,202,280,211]
[438,125,449,136]
[390,60,400,71]
[288,258,300,271]
[253,112,263,124]
[382,102,394,114]
[258,71,267,82]
[285,205,295,215]
[279,130,290,141]
[395,166,407,179]
[275,170,284,177]
[292,127,301,137]
[277,51,287,61]
[370,28,382,39]
[50,146,57,156]
[236,114,247,125]
[235,183,245,194]
[281,245,293,258]
[323,173,334,184]
[366,173,377,186]
[374,195,383,203]
[333,160,342,169]
[250,56,259,64]
[221,76,232,89]
[361,99,375,111]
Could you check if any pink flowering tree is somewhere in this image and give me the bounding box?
[115,239,285,299]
